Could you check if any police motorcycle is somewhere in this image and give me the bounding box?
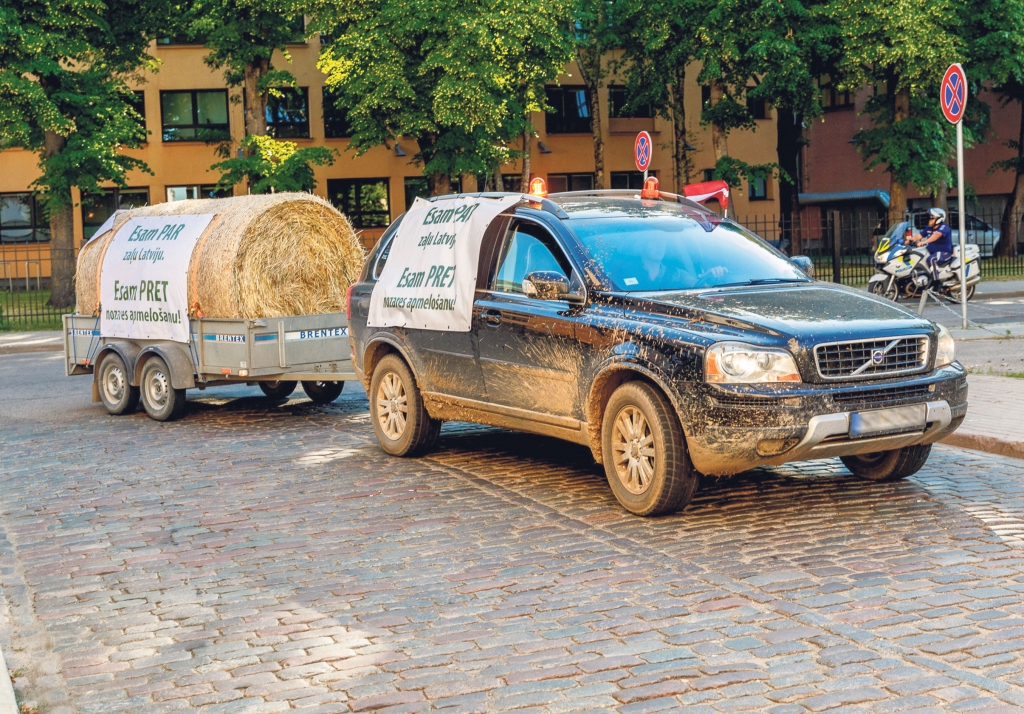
[868,211,981,303]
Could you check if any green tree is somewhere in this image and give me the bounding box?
[187,0,308,138]
[212,134,335,193]
[828,0,966,224]
[969,0,1024,257]
[614,0,702,191]
[572,0,616,189]
[0,0,170,307]
[314,0,572,196]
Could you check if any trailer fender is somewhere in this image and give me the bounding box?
[135,343,196,389]
[92,342,143,401]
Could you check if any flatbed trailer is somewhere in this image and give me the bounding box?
[64,312,357,421]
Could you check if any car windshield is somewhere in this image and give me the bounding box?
[566,215,810,291]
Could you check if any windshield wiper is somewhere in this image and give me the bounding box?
[710,278,810,288]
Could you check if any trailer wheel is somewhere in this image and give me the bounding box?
[301,380,344,405]
[98,352,140,416]
[259,380,298,400]
[140,357,187,421]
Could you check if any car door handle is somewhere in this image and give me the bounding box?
[483,309,502,327]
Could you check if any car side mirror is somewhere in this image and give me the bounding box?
[791,255,815,278]
[523,270,571,301]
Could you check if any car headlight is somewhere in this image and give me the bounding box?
[705,342,802,384]
[936,324,955,367]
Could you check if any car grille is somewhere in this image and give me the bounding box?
[831,383,932,407]
[814,336,929,380]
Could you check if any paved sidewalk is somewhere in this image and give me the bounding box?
[975,278,1024,298]
[942,373,1024,459]
[0,330,62,354]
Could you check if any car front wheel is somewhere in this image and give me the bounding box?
[369,354,440,457]
[841,444,931,482]
[601,381,698,516]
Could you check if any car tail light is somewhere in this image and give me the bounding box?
[345,284,354,320]
[641,176,660,199]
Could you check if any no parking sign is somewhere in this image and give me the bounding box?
[634,131,652,173]
[941,63,967,124]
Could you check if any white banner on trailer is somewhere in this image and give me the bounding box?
[100,215,214,342]
[368,195,521,331]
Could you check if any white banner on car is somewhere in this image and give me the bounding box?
[368,194,521,331]
[100,214,214,342]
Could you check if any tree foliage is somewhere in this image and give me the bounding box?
[314,0,574,195]
[0,0,170,306]
[213,135,335,193]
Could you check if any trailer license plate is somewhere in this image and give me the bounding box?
[849,404,927,438]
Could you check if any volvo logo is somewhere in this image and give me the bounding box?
[871,349,885,364]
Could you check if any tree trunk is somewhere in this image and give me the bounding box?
[576,46,605,189]
[43,131,76,309]
[996,99,1024,258]
[670,66,691,192]
[776,108,803,254]
[493,166,504,192]
[888,85,911,226]
[710,79,728,163]
[935,179,948,213]
[243,57,271,139]
[521,129,532,189]
[428,172,451,197]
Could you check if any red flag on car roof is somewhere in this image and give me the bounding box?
[682,180,729,210]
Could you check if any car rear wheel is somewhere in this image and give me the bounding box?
[301,380,344,405]
[140,357,186,421]
[98,352,139,415]
[841,444,931,482]
[602,381,698,516]
[259,380,297,400]
[370,354,440,456]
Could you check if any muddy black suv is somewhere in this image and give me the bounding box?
[347,191,967,516]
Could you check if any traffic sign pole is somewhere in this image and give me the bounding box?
[941,63,969,329]
[957,119,967,329]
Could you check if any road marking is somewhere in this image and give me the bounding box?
[959,502,1024,545]
[295,447,361,466]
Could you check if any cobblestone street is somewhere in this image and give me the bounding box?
[3,354,1024,713]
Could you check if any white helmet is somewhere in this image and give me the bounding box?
[928,207,946,224]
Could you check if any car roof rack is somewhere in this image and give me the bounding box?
[425,191,569,219]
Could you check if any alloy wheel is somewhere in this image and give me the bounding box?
[376,371,408,440]
[611,405,656,495]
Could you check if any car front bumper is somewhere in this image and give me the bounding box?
[684,366,968,475]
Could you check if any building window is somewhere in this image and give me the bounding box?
[545,86,592,134]
[266,87,310,139]
[611,171,656,190]
[748,176,768,200]
[323,87,352,138]
[703,168,715,182]
[156,33,205,45]
[81,188,150,239]
[329,178,391,228]
[608,86,653,119]
[403,177,461,211]
[166,185,233,202]
[160,90,230,142]
[0,193,50,243]
[285,16,307,43]
[502,175,523,193]
[131,91,146,125]
[819,74,852,111]
[701,85,711,107]
[547,174,594,193]
[747,96,769,120]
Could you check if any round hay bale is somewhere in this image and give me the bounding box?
[74,193,365,319]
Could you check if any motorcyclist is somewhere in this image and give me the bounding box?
[909,207,953,278]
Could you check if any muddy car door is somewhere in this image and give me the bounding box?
[474,218,585,419]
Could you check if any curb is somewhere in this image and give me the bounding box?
[0,644,18,714]
[976,289,1024,300]
[941,432,1024,461]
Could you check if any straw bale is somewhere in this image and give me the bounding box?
[74,193,365,318]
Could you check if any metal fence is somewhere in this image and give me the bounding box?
[0,242,69,332]
[735,208,1024,286]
